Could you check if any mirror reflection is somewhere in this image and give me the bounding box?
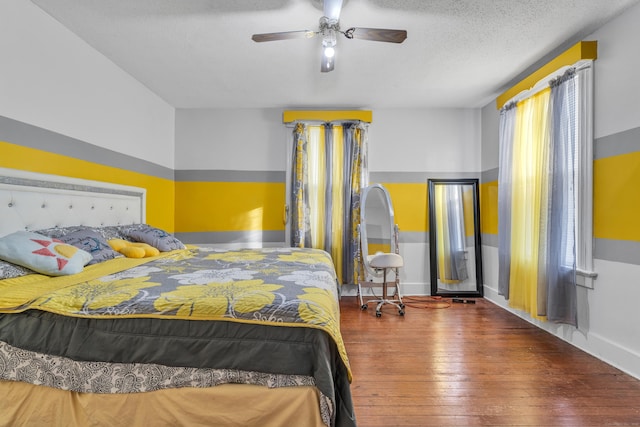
[428,179,483,297]
[363,186,393,258]
[359,184,397,278]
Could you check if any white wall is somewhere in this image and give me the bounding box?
[174,108,287,171]
[175,108,482,173]
[481,1,640,380]
[370,109,482,172]
[593,3,640,139]
[0,0,175,169]
[480,103,500,171]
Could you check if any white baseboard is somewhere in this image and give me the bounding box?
[340,282,430,297]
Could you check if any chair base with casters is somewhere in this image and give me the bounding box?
[358,252,405,317]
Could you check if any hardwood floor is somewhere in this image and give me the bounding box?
[339,296,640,426]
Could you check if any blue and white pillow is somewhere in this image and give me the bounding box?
[0,231,92,276]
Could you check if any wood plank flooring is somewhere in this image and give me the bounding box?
[339,296,640,426]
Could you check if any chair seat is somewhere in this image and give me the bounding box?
[368,252,404,268]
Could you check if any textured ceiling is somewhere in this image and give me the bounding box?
[31,0,639,109]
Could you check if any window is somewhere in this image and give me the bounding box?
[498,59,595,325]
[285,120,369,285]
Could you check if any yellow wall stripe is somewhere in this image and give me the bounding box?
[496,41,597,110]
[594,151,640,241]
[175,181,285,232]
[382,183,428,232]
[0,141,175,232]
[283,110,372,123]
[480,181,499,235]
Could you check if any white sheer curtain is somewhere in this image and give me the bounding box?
[545,68,580,325]
[497,103,516,298]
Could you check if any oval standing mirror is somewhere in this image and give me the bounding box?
[428,179,483,297]
[358,184,405,316]
[360,184,397,278]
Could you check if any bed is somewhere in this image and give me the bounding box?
[0,168,355,427]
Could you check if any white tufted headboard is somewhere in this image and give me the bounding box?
[0,168,146,238]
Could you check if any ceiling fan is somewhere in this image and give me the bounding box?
[251,0,407,72]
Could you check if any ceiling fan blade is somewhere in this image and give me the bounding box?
[323,0,343,20]
[345,28,407,43]
[252,30,316,42]
[321,51,335,73]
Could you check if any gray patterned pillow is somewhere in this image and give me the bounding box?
[0,260,36,280]
[91,225,129,241]
[35,225,90,239]
[58,229,123,265]
[124,224,185,252]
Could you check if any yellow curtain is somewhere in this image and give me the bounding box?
[305,125,346,283]
[435,185,453,282]
[307,126,326,248]
[329,126,345,281]
[508,88,550,320]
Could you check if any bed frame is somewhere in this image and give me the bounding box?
[0,167,145,237]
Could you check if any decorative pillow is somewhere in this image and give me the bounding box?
[35,225,91,239]
[0,259,36,280]
[93,225,129,241]
[59,229,123,265]
[124,224,185,252]
[108,239,160,258]
[0,231,92,276]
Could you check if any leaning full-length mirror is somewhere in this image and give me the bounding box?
[428,179,483,297]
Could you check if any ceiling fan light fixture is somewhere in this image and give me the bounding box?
[252,0,406,72]
[323,46,335,58]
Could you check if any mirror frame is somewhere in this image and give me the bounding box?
[360,183,397,278]
[428,178,483,298]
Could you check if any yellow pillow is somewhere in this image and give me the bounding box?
[108,239,160,258]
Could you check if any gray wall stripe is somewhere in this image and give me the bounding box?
[481,168,499,183]
[481,126,640,181]
[176,230,286,244]
[594,238,640,266]
[174,170,285,183]
[399,231,429,244]
[482,233,498,248]
[370,171,480,183]
[595,126,640,160]
[482,233,640,266]
[0,116,174,181]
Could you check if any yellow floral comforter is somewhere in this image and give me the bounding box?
[0,246,350,376]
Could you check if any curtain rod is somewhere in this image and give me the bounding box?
[284,120,368,128]
[501,60,593,110]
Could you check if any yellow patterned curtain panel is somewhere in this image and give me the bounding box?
[290,122,368,285]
